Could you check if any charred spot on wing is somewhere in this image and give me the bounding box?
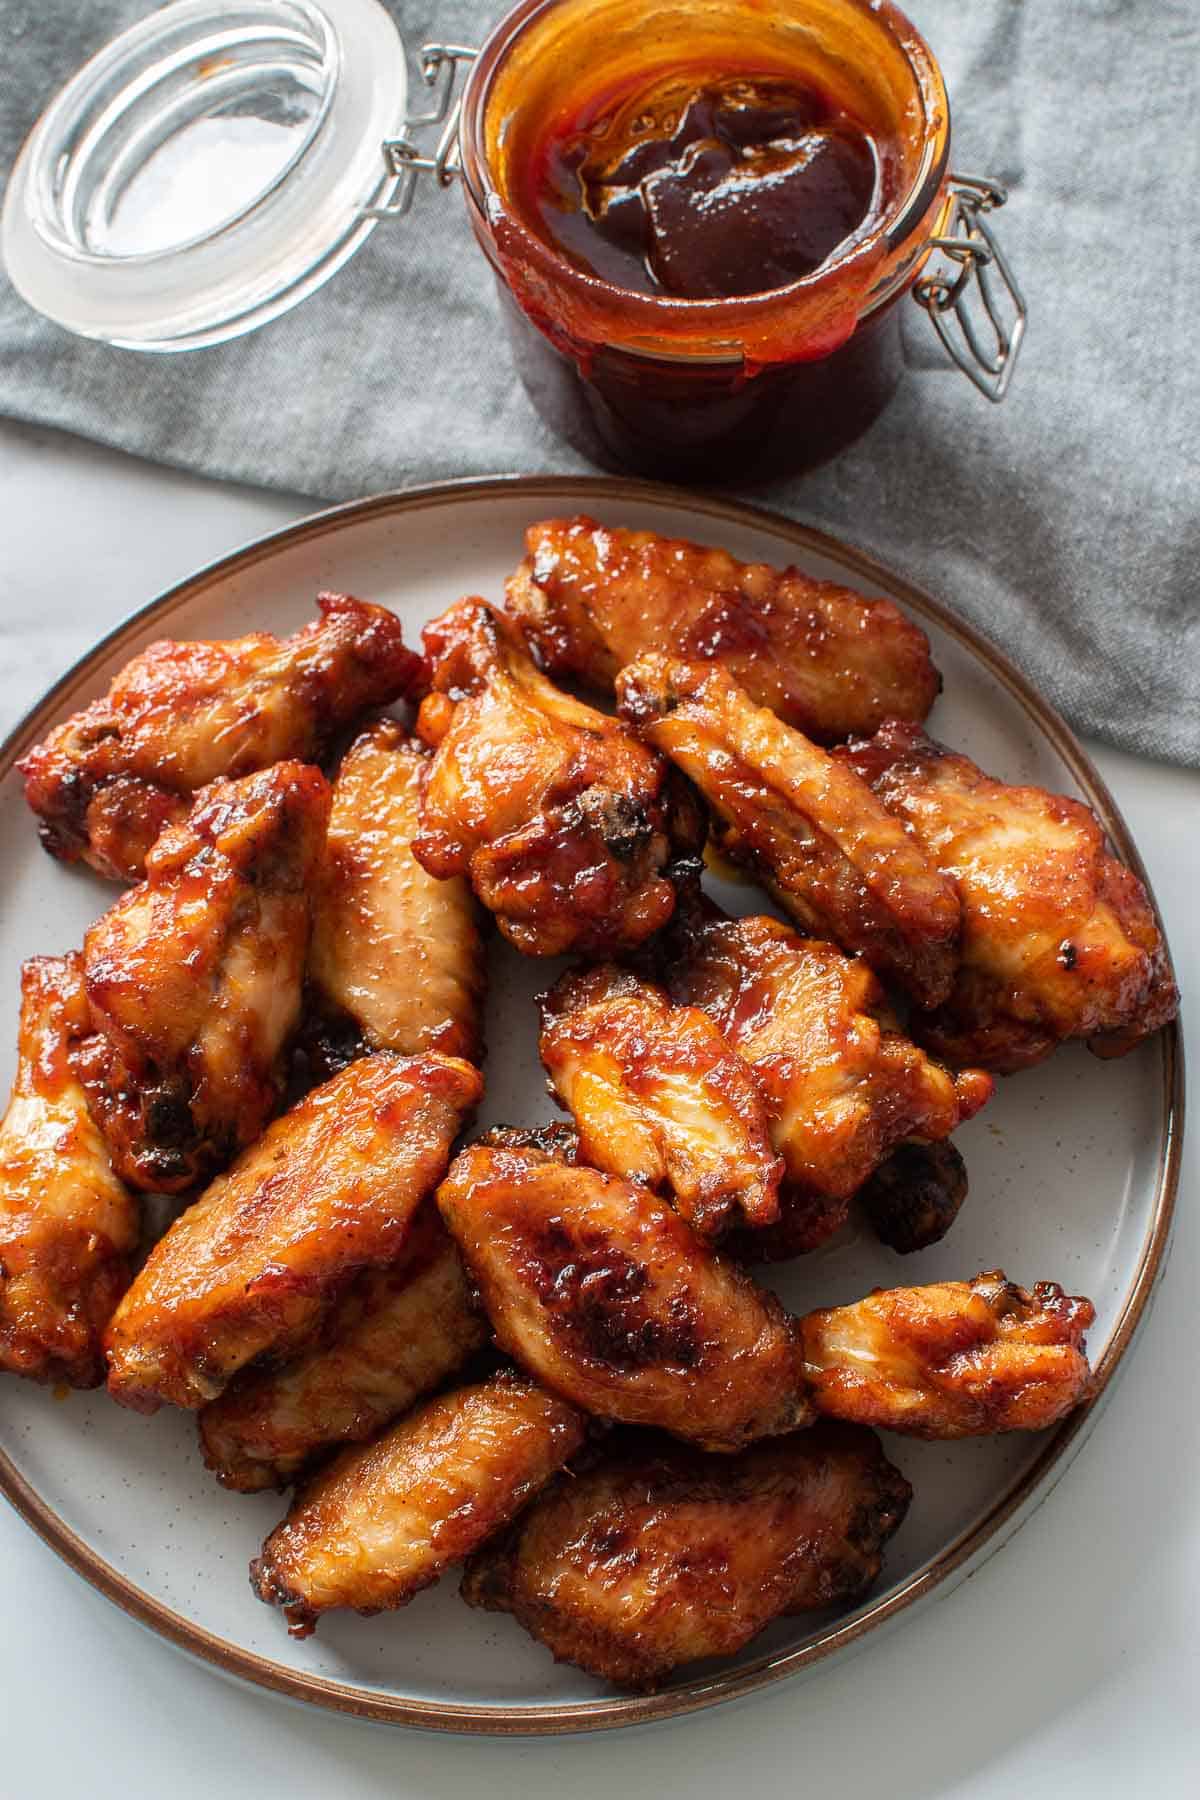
[529,1229,701,1372]
[299,1001,368,1083]
[580,788,654,862]
[476,1122,582,1162]
[858,1140,968,1255]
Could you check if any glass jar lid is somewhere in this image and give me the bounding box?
[1,0,408,349]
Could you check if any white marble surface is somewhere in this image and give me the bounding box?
[0,418,1195,1798]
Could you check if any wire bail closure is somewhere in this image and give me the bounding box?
[361,44,477,219]
[914,174,1027,401]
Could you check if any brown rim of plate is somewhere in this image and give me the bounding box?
[0,473,1184,1736]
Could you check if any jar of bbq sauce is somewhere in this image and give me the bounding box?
[455,0,1024,478]
[4,0,1023,480]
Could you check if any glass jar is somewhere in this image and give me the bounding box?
[2,0,1024,478]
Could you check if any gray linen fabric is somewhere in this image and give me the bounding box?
[0,1,1197,764]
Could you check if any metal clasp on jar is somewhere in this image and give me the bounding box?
[361,44,478,219]
[914,174,1027,401]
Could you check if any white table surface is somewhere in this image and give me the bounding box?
[0,417,1195,1799]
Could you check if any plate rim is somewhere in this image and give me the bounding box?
[0,472,1184,1736]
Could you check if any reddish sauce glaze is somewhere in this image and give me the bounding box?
[523,69,890,301]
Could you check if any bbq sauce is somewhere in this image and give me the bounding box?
[525,70,885,300]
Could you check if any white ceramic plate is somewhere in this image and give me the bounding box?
[0,477,1181,1734]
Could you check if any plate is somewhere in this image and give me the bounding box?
[0,476,1182,1734]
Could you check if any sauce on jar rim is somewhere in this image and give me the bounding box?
[523,66,895,300]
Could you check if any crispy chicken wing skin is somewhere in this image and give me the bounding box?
[839,721,1179,1071]
[505,519,940,743]
[437,1143,812,1450]
[802,1271,1094,1437]
[539,964,784,1238]
[617,657,960,1007]
[0,956,139,1387]
[75,761,330,1194]
[251,1372,586,1636]
[665,901,991,1255]
[198,1203,486,1491]
[306,720,485,1074]
[413,599,704,958]
[463,1421,911,1690]
[19,595,419,882]
[105,1051,481,1412]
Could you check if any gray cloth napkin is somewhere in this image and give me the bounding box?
[1,1,1197,765]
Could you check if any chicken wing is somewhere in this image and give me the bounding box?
[665,899,990,1255]
[617,657,960,1007]
[74,761,330,1194]
[856,1140,969,1255]
[413,598,704,958]
[538,963,784,1238]
[437,1142,812,1450]
[839,721,1179,1071]
[0,956,139,1387]
[19,594,419,882]
[198,1202,486,1491]
[251,1372,586,1637]
[105,1050,481,1412]
[505,518,940,743]
[306,720,485,1075]
[463,1420,911,1689]
[802,1271,1094,1437]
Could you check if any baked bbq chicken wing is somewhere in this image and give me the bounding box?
[199,1202,486,1491]
[617,657,960,1007]
[666,901,991,1257]
[19,594,419,882]
[74,761,330,1194]
[538,963,784,1238]
[105,1050,481,1412]
[251,1372,586,1637]
[505,518,940,742]
[0,956,138,1387]
[437,1142,812,1450]
[840,721,1179,1071]
[463,1421,911,1690]
[306,719,485,1075]
[802,1271,1094,1437]
[413,598,703,958]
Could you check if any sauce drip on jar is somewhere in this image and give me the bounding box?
[524,70,889,299]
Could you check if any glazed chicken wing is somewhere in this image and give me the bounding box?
[306,720,485,1074]
[19,594,419,882]
[251,1372,586,1637]
[617,657,960,1007]
[539,963,784,1238]
[105,1051,481,1412]
[0,956,139,1387]
[505,518,940,742]
[74,761,330,1194]
[802,1271,1094,1437]
[666,901,990,1255]
[437,1143,811,1450]
[463,1421,911,1690]
[840,721,1179,1070]
[413,599,703,958]
[199,1203,487,1491]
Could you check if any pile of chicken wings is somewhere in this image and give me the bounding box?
[0,520,1177,1692]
